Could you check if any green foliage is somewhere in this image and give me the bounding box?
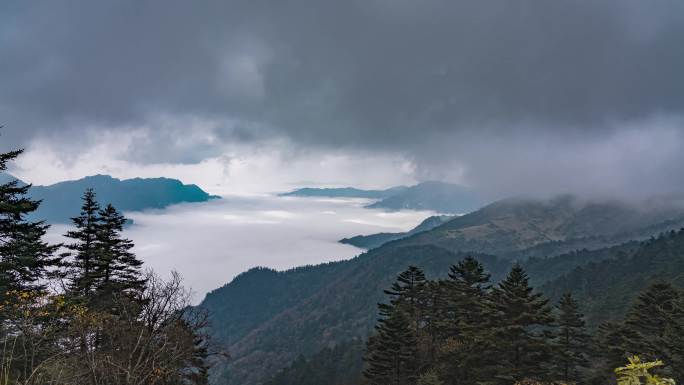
[364,266,424,385]
[263,340,365,385]
[64,188,101,296]
[204,196,684,385]
[365,262,559,385]
[487,264,555,383]
[591,282,684,382]
[615,356,675,385]
[0,149,60,307]
[417,369,444,385]
[93,203,145,300]
[553,293,590,383]
[64,190,145,306]
[0,147,211,385]
[543,230,684,327]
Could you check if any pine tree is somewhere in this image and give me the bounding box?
[364,310,419,385]
[64,189,102,298]
[0,148,59,307]
[364,267,424,385]
[621,283,684,380]
[383,265,427,318]
[590,322,641,385]
[488,264,554,383]
[447,256,491,331]
[438,257,494,385]
[553,292,590,383]
[94,203,145,302]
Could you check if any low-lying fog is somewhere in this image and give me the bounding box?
[47,196,433,303]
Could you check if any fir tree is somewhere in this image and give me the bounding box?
[365,267,424,385]
[364,310,419,385]
[553,292,590,383]
[447,256,492,331]
[488,264,554,383]
[94,203,145,301]
[621,283,684,380]
[64,189,102,298]
[438,257,494,385]
[591,322,642,385]
[383,265,427,316]
[0,148,59,306]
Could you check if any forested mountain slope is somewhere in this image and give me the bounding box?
[206,245,500,385]
[203,195,684,385]
[263,232,684,385]
[543,229,684,327]
[400,195,684,256]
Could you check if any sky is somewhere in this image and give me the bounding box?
[2,0,684,198]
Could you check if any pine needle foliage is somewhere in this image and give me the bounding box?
[615,356,675,385]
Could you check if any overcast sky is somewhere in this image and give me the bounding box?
[2,0,684,198]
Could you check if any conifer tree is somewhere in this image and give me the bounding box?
[64,189,102,298]
[591,322,642,384]
[488,264,554,383]
[621,283,684,380]
[383,265,427,317]
[438,257,494,385]
[0,148,59,306]
[553,292,590,383]
[365,267,424,385]
[364,310,419,385]
[94,203,145,301]
[447,256,491,330]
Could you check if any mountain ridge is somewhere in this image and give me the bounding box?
[279,186,407,199]
[281,181,482,214]
[1,173,219,223]
[202,194,684,385]
[339,214,454,249]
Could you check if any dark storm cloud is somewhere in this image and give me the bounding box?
[1,0,684,195]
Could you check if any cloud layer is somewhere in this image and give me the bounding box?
[45,196,433,302]
[2,0,684,197]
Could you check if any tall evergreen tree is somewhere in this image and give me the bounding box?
[0,148,59,306]
[447,256,492,331]
[364,310,419,385]
[488,264,554,383]
[553,292,590,383]
[621,283,684,380]
[383,265,427,317]
[438,257,494,385]
[64,189,101,298]
[94,203,145,300]
[365,267,424,385]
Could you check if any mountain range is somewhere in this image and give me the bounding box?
[200,194,684,385]
[281,181,483,213]
[2,173,219,223]
[279,186,407,199]
[339,214,454,249]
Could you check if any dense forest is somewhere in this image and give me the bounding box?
[204,216,684,385]
[0,148,213,384]
[266,254,684,385]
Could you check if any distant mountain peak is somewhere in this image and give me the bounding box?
[24,174,219,223]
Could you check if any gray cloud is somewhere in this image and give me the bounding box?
[2,0,684,196]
